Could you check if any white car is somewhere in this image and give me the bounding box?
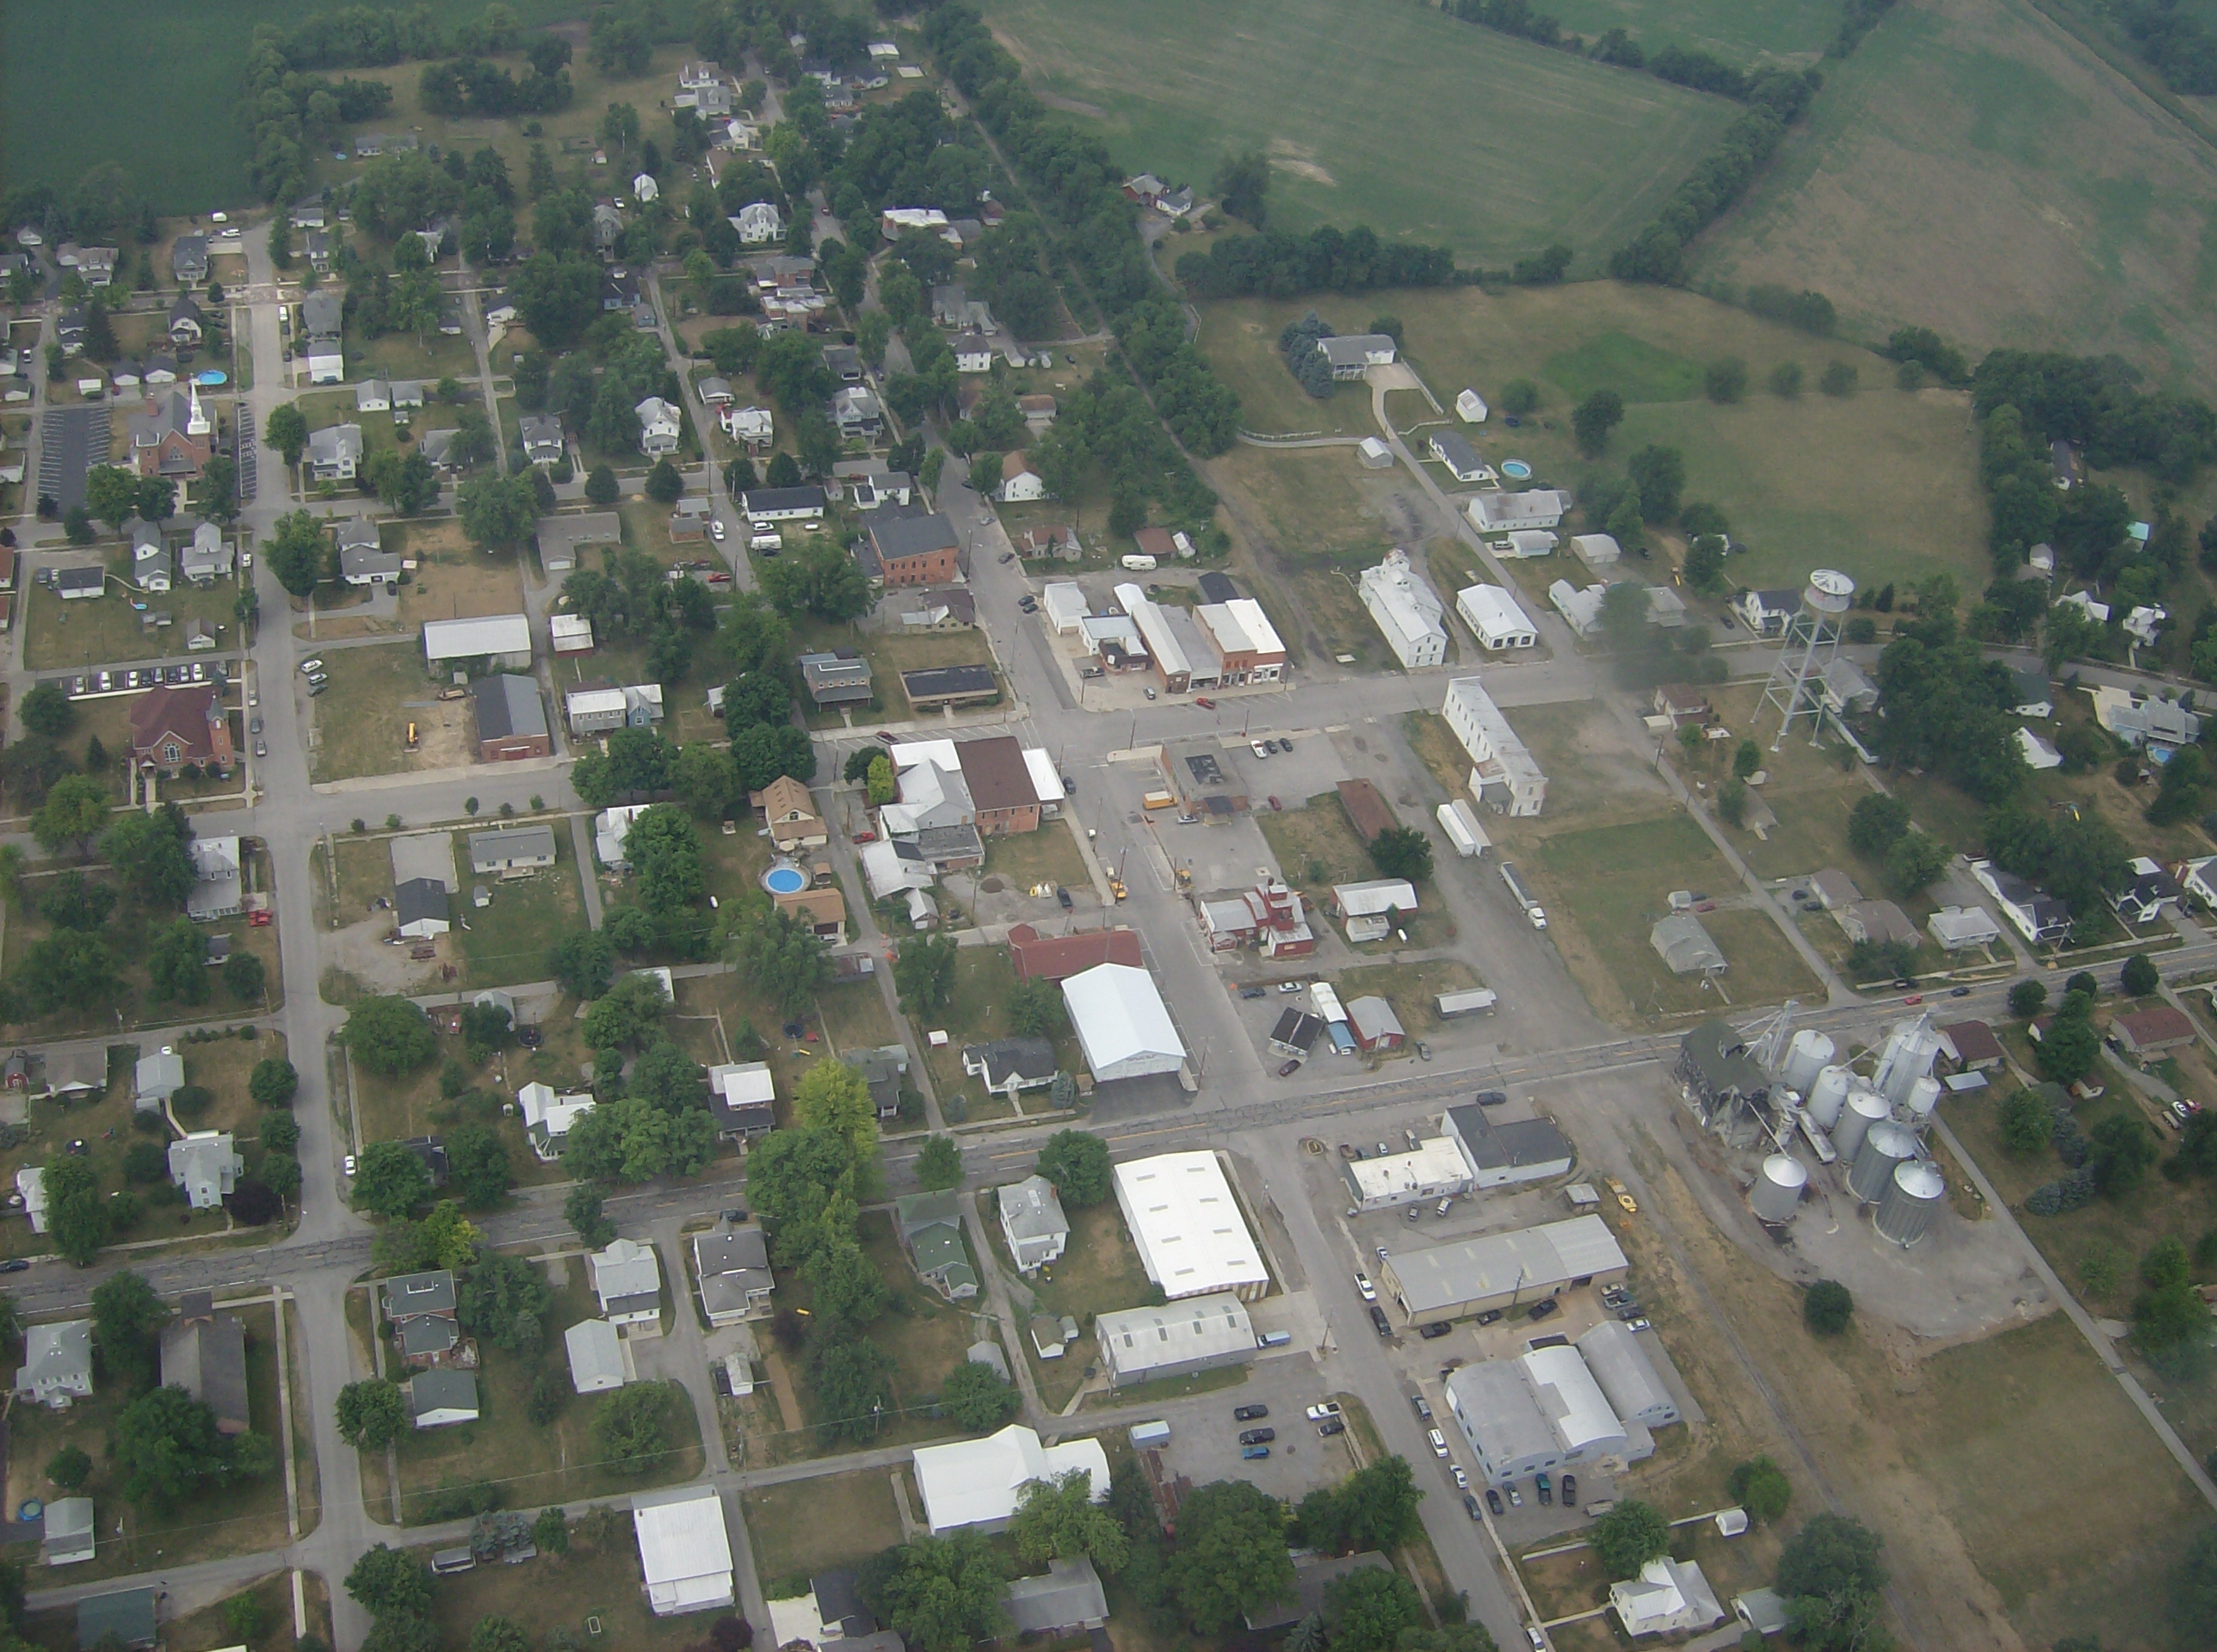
[1428,1428,1448,1458]
[1304,1402,1343,1422]
[1451,1465,1469,1490]
[1355,1272,1376,1303]
[342,1154,356,1178]
[709,518,727,542]
[299,657,324,675]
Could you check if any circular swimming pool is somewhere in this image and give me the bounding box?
[1502,459,1533,480]
[763,864,808,895]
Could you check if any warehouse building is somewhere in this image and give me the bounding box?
[1095,1292,1256,1388]
[1380,1215,1626,1320]
[1575,1321,1680,1429]
[1113,1151,1269,1301]
[1442,1344,1638,1488]
[1442,1104,1575,1190]
[1343,1137,1471,1211]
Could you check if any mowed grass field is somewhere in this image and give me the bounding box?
[1698,0,2217,396]
[980,0,1740,268]
[1195,281,1991,593]
[1535,0,1838,61]
[3,0,577,212]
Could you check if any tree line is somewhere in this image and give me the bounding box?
[1175,224,1457,300]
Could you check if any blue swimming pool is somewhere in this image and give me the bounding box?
[195,370,227,386]
[763,865,807,895]
[1502,459,1532,480]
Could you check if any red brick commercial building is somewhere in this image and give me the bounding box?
[862,512,962,587]
[958,737,1041,835]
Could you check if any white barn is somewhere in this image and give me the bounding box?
[1455,585,1536,650]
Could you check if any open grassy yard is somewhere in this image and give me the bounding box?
[981,821,1090,893]
[422,1513,708,1652]
[979,1194,1156,1410]
[812,977,902,1064]
[388,1253,703,1521]
[1195,282,1991,594]
[1257,792,1378,890]
[1700,0,2217,398]
[912,944,1083,1120]
[307,641,473,782]
[1331,959,1485,1036]
[1489,700,1677,828]
[452,833,586,989]
[23,575,244,671]
[1524,814,1820,1022]
[983,0,1739,268]
[742,1467,908,1593]
[3,1298,301,1581]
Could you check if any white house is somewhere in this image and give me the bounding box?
[1927,905,2002,951]
[2180,855,2217,913]
[1455,585,1536,650]
[1970,859,2072,946]
[730,202,783,243]
[952,334,995,373]
[2015,727,2062,769]
[168,1131,243,1208]
[1549,579,1607,638]
[1358,549,1448,669]
[518,1082,596,1161]
[409,1369,480,1427]
[633,1486,735,1615]
[1316,335,1398,378]
[720,404,773,448]
[1456,387,1488,422]
[16,1167,47,1234]
[1442,677,1547,816]
[16,1321,93,1408]
[1428,430,1487,483]
[997,1175,1069,1272]
[590,1237,663,1327]
[1467,490,1568,533]
[635,396,682,456]
[1611,1558,1724,1639]
[997,452,1047,502]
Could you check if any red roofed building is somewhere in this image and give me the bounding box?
[129,683,234,775]
[1007,923,1143,982]
[1337,779,1398,843]
[2112,1005,2196,1058]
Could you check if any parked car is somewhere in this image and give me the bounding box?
[710,519,727,542]
[1476,1309,1504,1326]
[1305,1402,1343,1421]
[1241,985,1267,1000]
[1476,1089,1509,1106]
[1276,1059,1301,1077]
[1626,1317,1653,1332]
[1411,1394,1432,1421]
[998,552,1014,564]
[1234,1404,1269,1421]
[1463,1491,1482,1521]
[1318,1418,1346,1437]
[1057,886,1074,910]
[0,1259,29,1274]
[1279,981,1305,993]
[1614,1304,1645,1321]
[1949,985,1972,997]
[1506,1483,1522,1507]
[1427,1428,1448,1458]
[1535,1472,1553,1506]
[1451,1464,1469,1490]
[1485,1488,1504,1516]
[342,1155,356,1178]
[1018,596,1037,612]
[1419,1321,1452,1339]
[1527,1298,1559,1322]
[1238,1427,1275,1445]
[1559,1474,1576,1506]
[1194,696,1216,710]
[1251,740,1269,758]
[1600,1285,1631,1306]
[1368,1304,1392,1338]
[1240,1445,1270,1460]
[1355,1272,1376,1302]
[1416,1040,1431,1061]
[299,657,324,675]
[255,740,267,758]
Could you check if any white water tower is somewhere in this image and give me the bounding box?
[1759,569,1856,750]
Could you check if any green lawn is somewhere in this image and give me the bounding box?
[1531,0,1838,61]
[742,1468,908,1593]
[1697,0,2217,398]
[306,641,468,782]
[421,1515,709,1652]
[23,570,244,670]
[386,1254,704,1522]
[982,822,1090,894]
[982,0,1739,269]
[452,831,586,990]
[911,945,1083,1120]
[982,1196,1156,1410]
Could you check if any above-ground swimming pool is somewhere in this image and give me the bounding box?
[195,370,227,386]
[763,862,808,895]
[1501,459,1532,479]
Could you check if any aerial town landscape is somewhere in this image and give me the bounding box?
[3,0,2217,1649]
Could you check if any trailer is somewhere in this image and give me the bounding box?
[1436,799,1488,857]
[1498,861,1547,929]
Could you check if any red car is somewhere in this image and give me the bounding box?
[1276,1059,1301,1077]
[1195,696,1217,710]
[1902,994,1924,1005]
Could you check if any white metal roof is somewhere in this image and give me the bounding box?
[887,737,960,773]
[632,1485,734,1613]
[1096,1293,1254,1374]
[518,1082,596,1140]
[564,1318,627,1392]
[422,613,530,660]
[911,1425,1110,1532]
[1310,983,1346,1023]
[710,1062,775,1106]
[1348,1138,1469,1199]
[1455,584,1535,642]
[1115,584,1189,679]
[1334,878,1417,917]
[1062,963,1184,1075]
[1022,749,1065,804]
[1575,1320,1674,1423]
[1113,1151,1267,1299]
[1522,1343,1625,1452]
[1041,582,1088,631]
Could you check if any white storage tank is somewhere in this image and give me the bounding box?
[1902,1075,1943,1131]
[1750,1155,1808,1224]
[1806,1066,1852,1130]
[1875,1019,1942,1105]
[1783,1030,1835,1094]
[1849,1121,1919,1204]
[1875,1158,1946,1247]
[1834,1087,1890,1159]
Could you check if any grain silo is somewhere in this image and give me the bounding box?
[1849,1121,1918,1204]
[1874,1018,1942,1106]
[1833,1087,1890,1159]
[1806,1066,1852,1131]
[1782,1030,1835,1094]
[1749,1155,1808,1224]
[1901,1074,1942,1133]
[1874,1158,1946,1247]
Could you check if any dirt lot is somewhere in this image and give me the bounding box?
[308,643,473,782]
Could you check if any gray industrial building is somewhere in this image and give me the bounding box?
[1575,1321,1680,1429]
[1442,1345,1639,1489]
[1442,1105,1575,1190]
[1380,1215,1627,1321]
[1095,1292,1255,1389]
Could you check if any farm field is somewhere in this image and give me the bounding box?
[3,0,580,213]
[1533,0,1838,61]
[980,0,1740,268]
[1195,282,1992,593]
[1698,0,2217,396]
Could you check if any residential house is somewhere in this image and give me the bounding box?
[337,518,402,585]
[518,1082,596,1161]
[564,681,664,735]
[167,295,205,348]
[831,385,883,438]
[381,1271,460,1364]
[394,878,449,939]
[128,683,233,776]
[707,1062,775,1141]
[171,236,209,286]
[1197,880,1317,957]
[1317,335,1397,378]
[1016,525,1081,560]
[2089,683,2202,749]
[997,1175,1069,1272]
[997,452,1047,502]
[177,519,232,583]
[751,775,827,851]
[720,404,773,448]
[798,650,874,707]
[134,1049,183,1113]
[635,396,682,455]
[1732,589,1800,638]
[1936,1020,2005,1072]
[2114,855,2183,925]
[1928,905,2002,952]
[590,1237,664,1327]
[167,1131,242,1209]
[894,1191,979,1299]
[128,517,170,592]
[520,415,566,466]
[1359,549,1448,668]
[303,229,333,272]
[57,565,105,601]
[888,587,975,630]
[1970,860,2072,945]
[2114,1005,2196,1058]
[823,344,862,381]
[695,1223,775,1323]
[951,334,995,373]
[741,485,826,523]
[2010,666,2053,718]
[773,884,847,944]
[159,1291,249,1434]
[306,423,362,483]
[470,826,558,874]
[15,1167,46,1235]
[15,1321,93,1408]
[74,1589,158,1651]
[1442,677,1547,816]
[535,511,621,574]
[591,203,624,254]
[187,835,243,921]
[961,1037,1058,1098]
[1428,430,1487,482]
[42,1495,95,1566]
[356,379,392,415]
[731,202,784,243]
[844,1046,910,1119]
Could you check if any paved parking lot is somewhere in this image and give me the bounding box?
[1107,1352,1356,1504]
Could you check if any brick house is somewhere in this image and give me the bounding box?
[128,683,233,776]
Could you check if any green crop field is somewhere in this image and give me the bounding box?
[980,0,1739,268]
[2,0,577,213]
[1534,0,1839,62]
[1195,281,1992,592]
[1697,0,2217,397]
